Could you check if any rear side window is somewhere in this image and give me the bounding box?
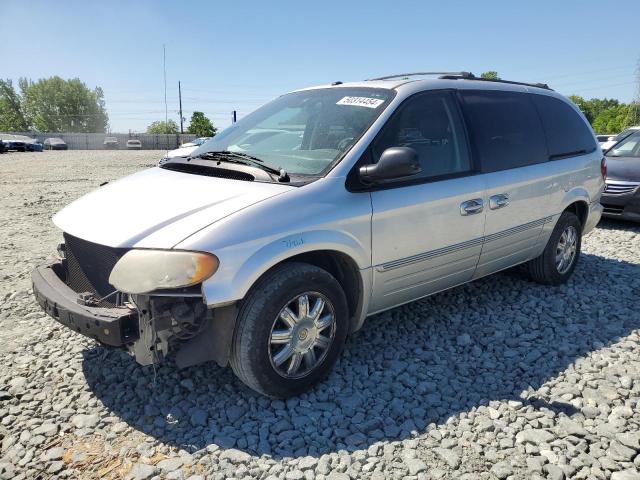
[460,90,548,173]
[532,94,596,159]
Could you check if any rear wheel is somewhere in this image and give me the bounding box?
[526,211,582,285]
[230,262,349,398]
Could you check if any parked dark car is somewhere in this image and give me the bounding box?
[601,130,640,221]
[103,137,119,149]
[0,134,28,151]
[0,139,5,153]
[44,138,68,150]
[25,139,43,152]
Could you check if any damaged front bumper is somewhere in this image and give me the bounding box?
[32,260,139,346]
[32,259,238,369]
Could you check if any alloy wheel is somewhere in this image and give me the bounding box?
[268,292,336,379]
[555,225,578,274]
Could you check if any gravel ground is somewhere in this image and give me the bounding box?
[1,150,640,480]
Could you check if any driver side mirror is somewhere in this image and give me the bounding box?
[359,147,422,184]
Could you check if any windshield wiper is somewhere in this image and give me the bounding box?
[191,150,290,182]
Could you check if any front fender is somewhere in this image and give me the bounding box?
[199,229,369,307]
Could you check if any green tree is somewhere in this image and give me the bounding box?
[592,105,631,134]
[147,119,179,134]
[0,79,28,131]
[187,111,217,137]
[19,76,108,132]
[569,95,620,125]
[480,71,500,80]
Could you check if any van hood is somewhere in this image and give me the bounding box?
[53,167,294,248]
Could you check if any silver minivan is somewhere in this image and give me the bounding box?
[32,72,604,397]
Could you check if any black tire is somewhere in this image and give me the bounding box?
[230,262,349,398]
[526,211,582,285]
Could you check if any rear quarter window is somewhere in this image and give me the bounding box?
[460,90,548,173]
[531,94,597,159]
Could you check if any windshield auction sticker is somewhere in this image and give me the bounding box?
[336,96,385,108]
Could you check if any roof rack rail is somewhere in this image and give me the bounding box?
[438,73,552,90]
[367,71,475,81]
[367,71,552,90]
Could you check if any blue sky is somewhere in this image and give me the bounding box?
[1,0,638,133]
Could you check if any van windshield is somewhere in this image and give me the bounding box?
[190,88,394,175]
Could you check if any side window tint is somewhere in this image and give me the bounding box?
[460,90,548,173]
[372,91,471,179]
[532,94,597,158]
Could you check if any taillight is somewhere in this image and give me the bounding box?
[600,157,607,181]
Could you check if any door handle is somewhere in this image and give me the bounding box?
[489,193,510,210]
[460,199,484,216]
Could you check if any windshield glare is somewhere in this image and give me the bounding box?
[191,88,393,175]
[608,132,640,157]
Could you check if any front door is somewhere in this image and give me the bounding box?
[368,91,486,312]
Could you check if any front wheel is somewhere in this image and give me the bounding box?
[230,262,349,398]
[526,211,582,285]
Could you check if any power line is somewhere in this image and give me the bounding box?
[551,71,637,89]
[541,64,635,81]
[556,80,636,93]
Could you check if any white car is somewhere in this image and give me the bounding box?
[126,139,142,150]
[600,127,640,152]
[596,134,615,146]
[32,72,603,397]
[165,137,211,158]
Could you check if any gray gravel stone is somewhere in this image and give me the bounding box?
[47,461,64,474]
[71,414,99,429]
[617,432,640,451]
[32,423,57,437]
[298,457,318,470]
[516,429,554,445]
[128,463,159,480]
[220,448,251,464]
[608,440,637,462]
[490,461,512,479]
[157,457,184,472]
[544,464,565,480]
[434,447,461,468]
[189,409,207,427]
[43,447,64,461]
[611,471,640,480]
[405,458,427,475]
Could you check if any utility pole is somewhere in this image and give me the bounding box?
[232,110,237,124]
[178,81,184,134]
[163,45,168,129]
[633,58,640,125]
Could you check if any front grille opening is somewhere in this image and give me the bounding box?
[63,233,129,307]
[601,203,624,215]
[604,182,640,195]
[161,162,255,181]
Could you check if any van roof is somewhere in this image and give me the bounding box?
[297,72,553,94]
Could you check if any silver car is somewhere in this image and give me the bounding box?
[32,72,604,397]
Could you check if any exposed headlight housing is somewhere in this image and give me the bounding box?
[108,249,219,294]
